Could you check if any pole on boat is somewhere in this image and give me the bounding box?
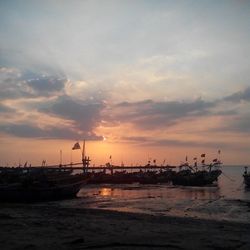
[82,140,85,162]
[59,150,62,167]
[193,157,198,172]
[244,166,248,175]
[70,150,73,168]
[201,153,206,169]
[82,140,87,173]
[218,149,221,163]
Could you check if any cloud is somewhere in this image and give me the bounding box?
[219,113,250,134]
[121,136,241,150]
[224,87,250,102]
[0,67,66,100]
[26,77,66,96]
[213,110,238,116]
[0,95,105,140]
[107,99,215,130]
[0,69,105,140]
[0,122,102,140]
[40,95,104,132]
[0,103,15,113]
[145,138,226,149]
[0,67,32,100]
[0,67,105,140]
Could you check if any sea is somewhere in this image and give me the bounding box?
[57,166,250,223]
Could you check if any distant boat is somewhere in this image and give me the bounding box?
[87,166,175,185]
[0,168,88,202]
[243,167,250,187]
[171,162,222,187]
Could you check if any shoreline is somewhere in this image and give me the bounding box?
[1,203,250,249]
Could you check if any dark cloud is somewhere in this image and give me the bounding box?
[224,87,250,102]
[26,77,66,96]
[0,67,105,140]
[41,95,104,132]
[0,95,105,140]
[108,99,214,129]
[0,123,49,138]
[0,123,102,140]
[145,138,226,149]
[214,110,238,116]
[1,66,250,141]
[0,67,33,100]
[0,84,32,100]
[121,136,239,150]
[0,67,66,100]
[219,113,250,134]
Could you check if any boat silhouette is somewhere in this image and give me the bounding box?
[0,167,88,202]
[243,166,250,187]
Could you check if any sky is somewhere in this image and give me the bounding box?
[0,0,250,166]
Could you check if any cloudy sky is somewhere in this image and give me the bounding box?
[0,0,250,166]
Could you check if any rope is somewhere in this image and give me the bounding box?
[236,181,245,191]
[222,172,235,182]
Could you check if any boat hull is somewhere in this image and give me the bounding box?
[172,169,222,186]
[243,174,250,187]
[0,175,87,202]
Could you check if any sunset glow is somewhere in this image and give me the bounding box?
[1,1,250,166]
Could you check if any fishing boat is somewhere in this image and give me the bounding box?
[0,168,88,202]
[171,161,222,186]
[0,141,91,202]
[87,165,176,185]
[243,167,250,187]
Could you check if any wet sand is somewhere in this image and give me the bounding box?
[0,203,250,250]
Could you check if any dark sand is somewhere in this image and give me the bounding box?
[0,203,250,250]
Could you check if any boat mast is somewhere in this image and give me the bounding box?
[59,150,62,167]
[82,140,85,163]
[218,149,221,163]
[82,140,90,173]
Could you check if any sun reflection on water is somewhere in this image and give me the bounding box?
[99,188,113,197]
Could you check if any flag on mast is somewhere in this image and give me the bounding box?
[201,153,206,157]
[72,142,81,150]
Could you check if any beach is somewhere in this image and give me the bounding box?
[1,167,250,250]
[0,203,250,250]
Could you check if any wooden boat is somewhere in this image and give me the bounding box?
[0,141,91,202]
[172,169,221,186]
[171,162,222,186]
[243,167,250,187]
[244,175,250,187]
[87,169,175,185]
[0,169,88,202]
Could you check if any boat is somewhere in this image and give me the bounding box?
[243,167,250,187]
[87,166,175,185]
[0,168,88,202]
[0,141,92,202]
[171,161,222,186]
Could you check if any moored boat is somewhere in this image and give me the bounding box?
[171,161,222,187]
[243,167,250,187]
[0,168,88,202]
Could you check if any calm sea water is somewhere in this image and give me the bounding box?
[58,166,250,222]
